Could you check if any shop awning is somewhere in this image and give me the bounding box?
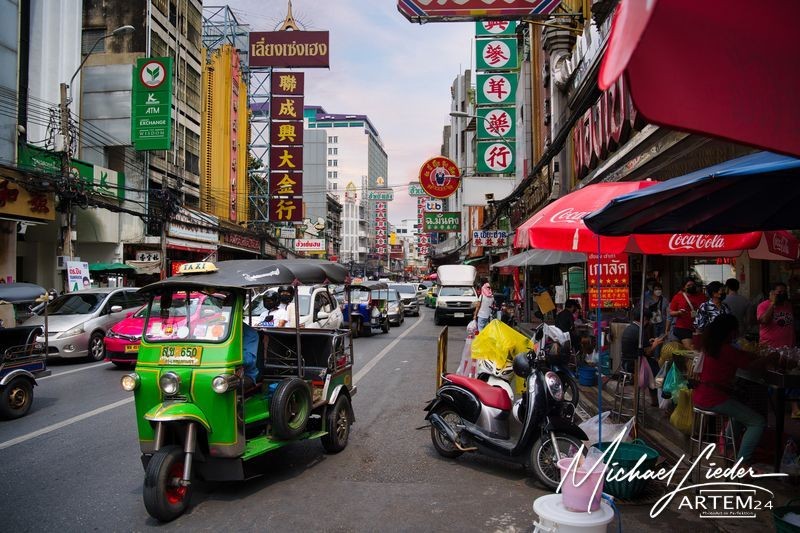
[492,249,586,268]
[584,152,800,236]
[125,260,161,275]
[88,262,135,273]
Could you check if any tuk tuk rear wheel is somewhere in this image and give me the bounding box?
[381,320,389,334]
[321,395,352,453]
[0,378,33,420]
[143,445,192,522]
[271,378,312,440]
[350,318,361,338]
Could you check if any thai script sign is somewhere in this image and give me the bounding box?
[66,261,90,292]
[222,233,260,252]
[368,190,394,201]
[294,238,325,252]
[168,207,219,243]
[472,230,508,248]
[249,31,329,68]
[424,212,461,232]
[408,182,426,196]
[418,156,461,199]
[397,0,561,23]
[131,57,173,151]
[587,253,629,309]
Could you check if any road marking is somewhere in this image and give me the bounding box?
[0,397,133,451]
[38,361,112,380]
[353,311,426,385]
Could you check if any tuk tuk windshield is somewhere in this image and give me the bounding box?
[144,289,234,343]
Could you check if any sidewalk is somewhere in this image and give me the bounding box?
[575,378,800,532]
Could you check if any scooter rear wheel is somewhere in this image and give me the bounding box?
[430,406,464,458]
[530,434,584,490]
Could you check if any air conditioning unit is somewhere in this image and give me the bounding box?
[56,256,69,270]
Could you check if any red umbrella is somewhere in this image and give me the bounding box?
[599,0,800,158]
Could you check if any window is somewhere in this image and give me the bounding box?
[328,135,338,144]
[333,171,338,178]
[332,147,338,155]
[333,183,338,190]
[81,29,107,54]
[332,160,338,167]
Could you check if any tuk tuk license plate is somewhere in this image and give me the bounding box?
[159,346,203,365]
[124,344,139,353]
[454,312,465,318]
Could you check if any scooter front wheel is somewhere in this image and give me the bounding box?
[530,434,584,491]
[430,406,464,459]
[143,445,192,522]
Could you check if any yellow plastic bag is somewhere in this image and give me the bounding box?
[470,319,532,365]
[669,387,693,435]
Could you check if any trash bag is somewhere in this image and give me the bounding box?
[457,337,477,377]
[578,411,633,446]
[669,387,693,434]
[662,363,687,401]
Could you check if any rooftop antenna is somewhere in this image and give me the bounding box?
[278,0,300,31]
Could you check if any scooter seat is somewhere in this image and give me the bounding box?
[444,374,512,411]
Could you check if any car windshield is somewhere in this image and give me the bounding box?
[144,289,234,343]
[47,293,105,315]
[439,286,476,297]
[387,291,400,302]
[390,284,416,296]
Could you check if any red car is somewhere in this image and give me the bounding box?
[104,292,224,366]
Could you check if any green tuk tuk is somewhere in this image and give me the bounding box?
[121,260,355,522]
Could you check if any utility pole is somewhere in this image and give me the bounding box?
[59,81,74,290]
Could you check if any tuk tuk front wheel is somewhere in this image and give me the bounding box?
[321,395,352,453]
[0,378,33,420]
[381,320,390,334]
[143,445,192,522]
[271,378,312,440]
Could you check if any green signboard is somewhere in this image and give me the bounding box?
[476,72,518,106]
[18,144,125,200]
[477,106,516,141]
[368,190,394,201]
[477,140,515,175]
[408,182,426,197]
[475,21,516,36]
[423,211,461,232]
[131,57,173,151]
[476,37,518,71]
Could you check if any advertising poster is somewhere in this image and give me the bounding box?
[66,261,90,292]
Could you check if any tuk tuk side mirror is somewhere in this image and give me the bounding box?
[110,305,123,313]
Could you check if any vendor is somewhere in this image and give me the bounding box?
[620,309,663,406]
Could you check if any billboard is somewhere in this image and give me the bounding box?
[250,31,329,68]
[131,57,173,151]
[397,0,562,23]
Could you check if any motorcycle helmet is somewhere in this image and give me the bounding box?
[477,358,514,382]
[262,290,279,309]
[512,352,532,377]
[278,285,295,304]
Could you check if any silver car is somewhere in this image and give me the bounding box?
[24,288,146,361]
[390,283,420,316]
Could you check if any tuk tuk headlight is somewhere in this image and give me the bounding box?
[211,374,239,394]
[544,371,564,401]
[121,373,140,391]
[159,371,181,395]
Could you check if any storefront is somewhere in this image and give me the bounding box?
[217,231,262,260]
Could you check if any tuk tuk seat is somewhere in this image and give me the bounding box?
[0,326,44,361]
[259,328,340,380]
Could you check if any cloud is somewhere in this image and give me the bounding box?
[228,0,474,223]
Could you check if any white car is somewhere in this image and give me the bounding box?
[248,285,343,329]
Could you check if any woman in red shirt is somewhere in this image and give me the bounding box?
[669,277,706,349]
[694,314,775,463]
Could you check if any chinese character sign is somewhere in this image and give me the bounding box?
[271,71,305,95]
[477,140,515,174]
[269,72,304,223]
[472,230,508,248]
[374,200,388,254]
[475,20,517,36]
[477,106,515,140]
[477,73,518,105]
[476,37,518,71]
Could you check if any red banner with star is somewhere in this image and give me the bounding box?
[587,252,629,309]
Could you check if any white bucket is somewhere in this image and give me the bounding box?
[533,494,615,533]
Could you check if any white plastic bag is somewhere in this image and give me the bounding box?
[457,337,478,377]
[579,411,632,446]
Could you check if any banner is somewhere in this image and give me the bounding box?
[131,57,173,151]
[66,261,90,292]
[587,253,629,309]
[423,212,461,232]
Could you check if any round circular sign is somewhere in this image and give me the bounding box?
[139,60,167,89]
[418,156,460,199]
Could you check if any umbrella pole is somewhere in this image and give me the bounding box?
[596,236,602,446]
[633,254,648,430]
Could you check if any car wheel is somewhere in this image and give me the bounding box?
[321,395,352,453]
[270,378,312,440]
[87,332,106,362]
[143,445,192,522]
[0,377,34,420]
[434,311,442,326]
[382,320,390,334]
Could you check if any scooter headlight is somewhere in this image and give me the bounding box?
[120,373,140,391]
[544,371,564,401]
[159,371,181,395]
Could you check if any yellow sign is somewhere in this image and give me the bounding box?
[159,345,203,365]
[0,179,55,221]
[389,232,397,245]
[177,262,218,275]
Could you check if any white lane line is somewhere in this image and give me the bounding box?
[38,361,112,380]
[0,397,133,451]
[353,312,426,385]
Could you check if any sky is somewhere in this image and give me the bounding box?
[225,1,476,225]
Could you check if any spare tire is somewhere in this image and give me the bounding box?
[270,378,312,440]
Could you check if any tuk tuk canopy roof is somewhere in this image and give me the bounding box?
[139,260,349,292]
[0,282,48,304]
[347,280,389,291]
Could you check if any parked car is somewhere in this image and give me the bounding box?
[389,283,420,316]
[425,285,439,308]
[249,284,343,329]
[104,292,226,367]
[23,288,146,361]
[386,289,405,326]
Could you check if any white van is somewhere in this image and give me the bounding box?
[434,265,478,325]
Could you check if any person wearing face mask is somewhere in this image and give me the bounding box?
[669,277,706,349]
[693,281,730,334]
[272,286,296,328]
[757,281,795,349]
[645,282,669,340]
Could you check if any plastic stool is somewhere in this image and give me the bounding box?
[610,370,645,425]
[690,407,737,481]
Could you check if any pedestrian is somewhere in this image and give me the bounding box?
[620,309,663,406]
[723,278,750,334]
[693,281,730,334]
[757,281,799,418]
[645,282,669,339]
[474,282,494,332]
[273,285,295,327]
[669,277,706,349]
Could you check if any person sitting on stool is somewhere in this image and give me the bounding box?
[621,309,664,407]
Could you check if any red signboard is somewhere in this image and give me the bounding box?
[418,156,460,199]
[250,31,329,68]
[587,253,629,309]
[271,72,305,95]
[271,96,304,121]
[397,0,562,23]
[269,198,303,222]
[270,122,304,146]
[222,233,261,252]
[269,146,303,172]
[269,172,303,196]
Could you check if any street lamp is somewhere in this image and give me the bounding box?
[58,24,135,273]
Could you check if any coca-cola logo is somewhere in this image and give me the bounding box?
[668,234,726,250]
[772,234,790,255]
[550,208,590,224]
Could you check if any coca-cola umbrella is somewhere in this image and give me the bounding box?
[598,0,800,158]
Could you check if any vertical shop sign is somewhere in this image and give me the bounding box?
[586,253,630,308]
[269,72,305,222]
[131,57,173,151]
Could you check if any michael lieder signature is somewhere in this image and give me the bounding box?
[556,427,787,517]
